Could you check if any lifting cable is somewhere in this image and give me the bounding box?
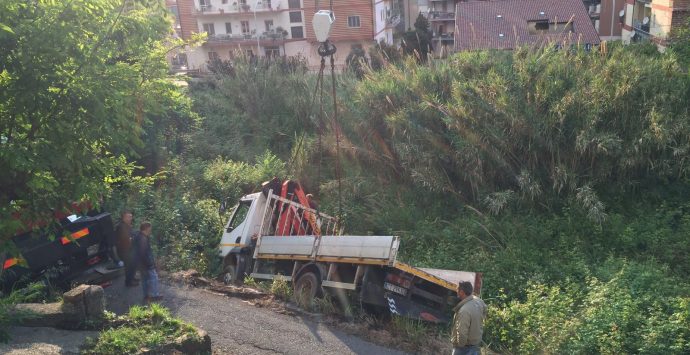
[289,1,343,225]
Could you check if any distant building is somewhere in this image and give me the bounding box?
[586,0,626,40]
[454,0,601,51]
[170,0,374,72]
[622,0,689,48]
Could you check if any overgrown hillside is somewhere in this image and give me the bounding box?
[109,43,690,353]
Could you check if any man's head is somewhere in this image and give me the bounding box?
[140,221,152,237]
[306,194,314,200]
[457,281,473,300]
[121,210,133,226]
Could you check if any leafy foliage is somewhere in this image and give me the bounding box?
[66,20,690,353]
[0,0,196,248]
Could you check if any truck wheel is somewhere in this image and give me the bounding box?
[223,265,238,285]
[294,271,321,303]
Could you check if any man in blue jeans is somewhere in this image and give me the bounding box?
[131,222,162,303]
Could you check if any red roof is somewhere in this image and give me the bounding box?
[454,0,601,51]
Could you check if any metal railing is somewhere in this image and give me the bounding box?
[428,11,455,20]
[632,19,650,34]
[259,191,342,238]
[208,32,286,42]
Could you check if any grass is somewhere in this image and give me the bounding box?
[81,304,200,354]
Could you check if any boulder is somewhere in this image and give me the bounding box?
[174,329,212,354]
[14,284,105,329]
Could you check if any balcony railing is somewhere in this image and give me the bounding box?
[194,3,261,15]
[433,32,454,41]
[428,11,455,21]
[632,19,650,34]
[207,32,286,43]
[386,13,401,27]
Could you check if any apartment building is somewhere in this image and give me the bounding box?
[427,0,458,54]
[622,0,689,47]
[171,0,374,71]
[374,0,433,44]
[585,0,626,40]
[300,0,375,69]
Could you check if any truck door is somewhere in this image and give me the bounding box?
[219,199,253,255]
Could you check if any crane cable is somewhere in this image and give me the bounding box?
[290,2,343,225]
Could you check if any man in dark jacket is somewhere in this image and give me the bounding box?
[115,210,139,286]
[131,222,162,302]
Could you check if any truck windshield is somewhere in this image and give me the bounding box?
[228,200,252,231]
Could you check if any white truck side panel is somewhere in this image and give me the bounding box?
[316,235,397,260]
[257,236,316,256]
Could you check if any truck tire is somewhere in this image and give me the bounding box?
[223,265,238,285]
[294,271,321,303]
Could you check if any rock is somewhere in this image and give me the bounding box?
[14,284,105,329]
[12,303,67,328]
[174,329,212,354]
[63,284,90,303]
[83,285,105,322]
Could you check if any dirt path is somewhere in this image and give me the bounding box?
[103,276,407,355]
[0,327,98,355]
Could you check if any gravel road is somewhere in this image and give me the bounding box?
[104,277,407,355]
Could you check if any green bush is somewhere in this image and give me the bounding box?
[82,304,199,355]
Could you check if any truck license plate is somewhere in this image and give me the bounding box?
[384,282,407,296]
[87,244,99,256]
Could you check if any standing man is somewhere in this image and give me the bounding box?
[132,222,162,303]
[115,211,139,287]
[451,281,487,355]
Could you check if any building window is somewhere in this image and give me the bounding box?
[239,0,247,5]
[222,0,228,3]
[527,20,573,35]
[265,20,274,31]
[171,53,187,66]
[288,0,300,9]
[348,16,361,28]
[199,0,210,6]
[203,23,215,35]
[208,51,219,61]
[225,22,232,34]
[290,26,304,38]
[289,11,302,23]
[241,21,250,34]
[265,46,280,58]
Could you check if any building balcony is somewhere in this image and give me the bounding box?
[433,32,454,42]
[632,18,651,34]
[386,12,402,27]
[206,32,287,44]
[428,11,455,21]
[194,3,279,15]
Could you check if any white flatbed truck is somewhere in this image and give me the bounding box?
[219,179,482,323]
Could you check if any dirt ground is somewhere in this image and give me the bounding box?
[103,272,410,354]
[0,327,98,355]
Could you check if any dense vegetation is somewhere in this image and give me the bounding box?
[2,0,690,352]
[116,45,690,353]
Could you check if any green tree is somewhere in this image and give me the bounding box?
[402,14,433,61]
[0,0,193,246]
